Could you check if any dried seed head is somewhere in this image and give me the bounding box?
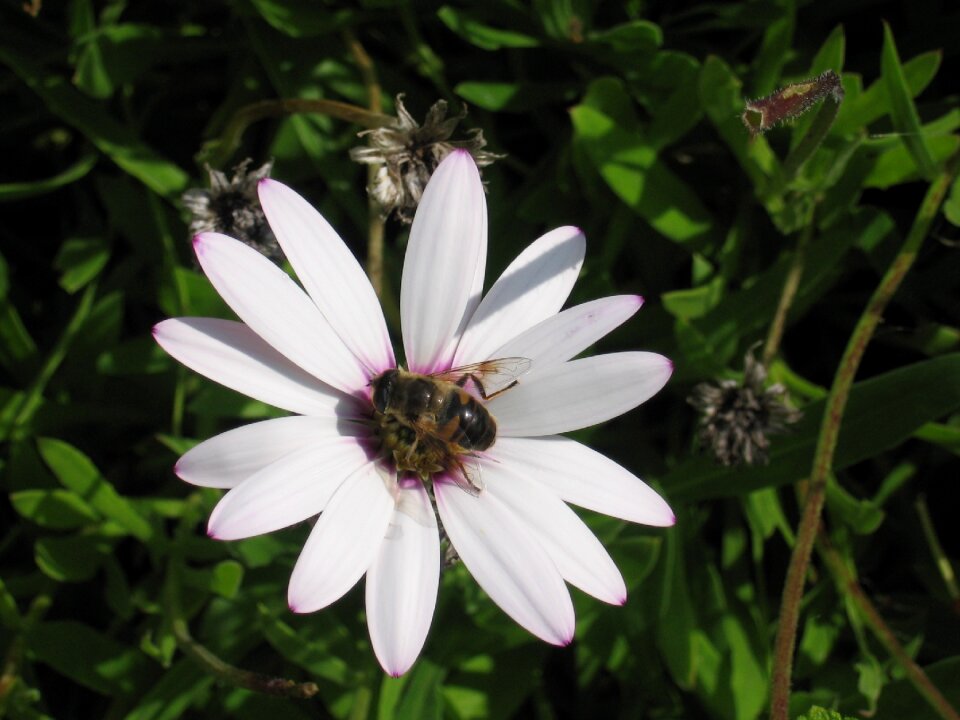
[182,160,281,261]
[350,95,502,223]
[688,350,802,466]
[742,70,844,138]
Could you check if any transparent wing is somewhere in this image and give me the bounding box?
[445,456,484,497]
[429,357,532,399]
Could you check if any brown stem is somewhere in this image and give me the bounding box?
[818,535,960,720]
[343,28,387,298]
[201,98,394,168]
[763,215,814,366]
[768,150,960,720]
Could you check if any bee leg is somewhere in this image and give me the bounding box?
[460,373,518,400]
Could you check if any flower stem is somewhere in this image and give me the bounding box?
[762,214,814,366]
[818,534,960,720]
[200,98,394,169]
[343,28,386,298]
[768,149,960,720]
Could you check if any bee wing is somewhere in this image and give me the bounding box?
[445,456,484,496]
[430,357,532,399]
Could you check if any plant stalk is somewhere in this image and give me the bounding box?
[768,149,960,720]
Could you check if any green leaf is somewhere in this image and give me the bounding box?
[209,560,244,599]
[826,481,885,535]
[571,77,713,246]
[248,0,352,37]
[872,657,960,719]
[881,22,937,178]
[587,20,662,55]
[26,620,154,696]
[54,237,110,294]
[437,6,539,50]
[96,338,170,375]
[677,208,889,376]
[662,279,724,320]
[36,438,153,541]
[121,658,214,720]
[0,22,188,197]
[665,353,960,501]
[750,0,795,96]
[256,605,352,685]
[699,56,779,191]
[34,535,103,582]
[394,660,446,720]
[944,174,960,226]
[798,708,857,720]
[834,51,941,135]
[0,577,21,629]
[9,489,99,529]
[0,152,98,202]
[454,81,574,113]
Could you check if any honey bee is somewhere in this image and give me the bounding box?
[370,358,531,494]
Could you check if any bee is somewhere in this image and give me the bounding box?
[370,357,531,494]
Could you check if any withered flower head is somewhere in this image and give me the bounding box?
[688,350,802,466]
[350,94,502,223]
[182,160,281,261]
[742,70,844,138]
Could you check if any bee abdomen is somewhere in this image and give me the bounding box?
[438,391,496,451]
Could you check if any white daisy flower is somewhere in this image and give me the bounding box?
[154,150,674,677]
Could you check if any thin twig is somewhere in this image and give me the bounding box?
[164,501,318,700]
[763,214,815,366]
[201,98,394,168]
[768,150,960,720]
[916,496,960,606]
[342,28,387,298]
[818,534,960,720]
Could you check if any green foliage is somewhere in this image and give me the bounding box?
[1,1,958,719]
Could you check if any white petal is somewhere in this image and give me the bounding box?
[401,151,486,373]
[288,462,395,613]
[492,295,643,376]
[194,232,369,396]
[176,415,363,489]
[454,227,585,365]
[258,179,394,373]
[489,352,672,437]
[491,436,675,526]
[481,459,626,604]
[207,437,371,540]
[366,482,440,677]
[153,318,353,417]
[435,479,574,645]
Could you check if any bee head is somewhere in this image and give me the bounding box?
[371,369,398,413]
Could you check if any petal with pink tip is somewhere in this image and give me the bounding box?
[258,179,394,373]
[491,436,675,527]
[193,232,369,396]
[455,226,585,365]
[288,462,395,613]
[207,437,371,540]
[401,151,487,373]
[492,295,643,377]
[176,415,364,489]
[481,459,626,604]
[489,352,672,437]
[153,318,352,417]
[435,479,574,645]
[366,482,440,677]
